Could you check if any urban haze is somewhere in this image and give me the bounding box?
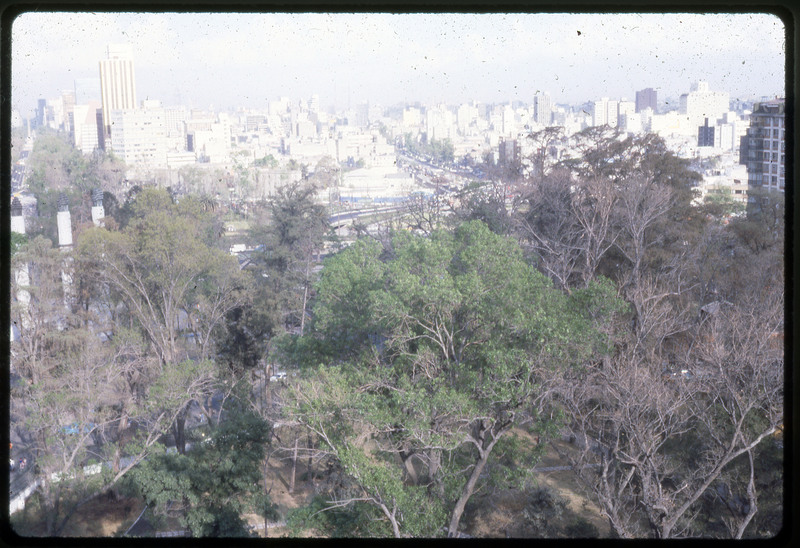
[7,10,786,540]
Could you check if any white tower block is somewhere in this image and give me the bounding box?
[56,194,74,317]
[91,188,105,227]
[11,196,25,234]
[57,194,73,248]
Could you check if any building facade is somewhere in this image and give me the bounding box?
[739,98,785,193]
[635,88,657,113]
[99,44,138,139]
[109,106,168,168]
[533,92,552,126]
[679,81,730,129]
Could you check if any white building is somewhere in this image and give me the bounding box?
[533,92,553,126]
[109,105,168,168]
[71,101,102,154]
[189,113,232,164]
[679,81,730,129]
[592,98,608,126]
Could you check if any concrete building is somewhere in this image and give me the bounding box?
[679,81,729,129]
[739,98,785,193]
[109,104,168,168]
[533,92,552,126]
[71,101,102,154]
[606,100,619,128]
[635,88,658,113]
[61,89,76,133]
[591,98,606,127]
[698,118,716,147]
[618,100,636,126]
[457,103,479,135]
[99,44,138,139]
[426,104,454,141]
[187,113,232,164]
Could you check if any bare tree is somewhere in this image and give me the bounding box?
[556,286,783,538]
[516,169,583,292]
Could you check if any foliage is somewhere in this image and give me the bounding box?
[26,130,126,197]
[403,133,455,165]
[78,188,245,365]
[126,403,272,537]
[10,231,28,257]
[522,486,568,537]
[286,220,623,536]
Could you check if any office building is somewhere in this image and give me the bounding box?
[635,88,657,113]
[698,118,715,147]
[99,44,138,139]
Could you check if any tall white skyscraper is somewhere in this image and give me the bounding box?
[533,92,552,126]
[99,44,138,138]
[592,98,609,126]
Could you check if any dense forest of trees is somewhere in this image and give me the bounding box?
[9,127,783,538]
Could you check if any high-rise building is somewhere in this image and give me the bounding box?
[61,90,76,132]
[592,98,608,126]
[99,44,138,140]
[679,81,729,128]
[698,118,716,147]
[71,101,102,154]
[533,92,552,126]
[739,98,785,193]
[635,88,657,113]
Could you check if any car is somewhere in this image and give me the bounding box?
[269,372,288,382]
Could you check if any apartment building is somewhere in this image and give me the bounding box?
[739,98,785,192]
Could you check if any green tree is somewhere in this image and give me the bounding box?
[77,188,246,453]
[248,180,331,335]
[127,402,274,537]
[285,221,623,537]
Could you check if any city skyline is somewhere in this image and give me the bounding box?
[11,12,786,114]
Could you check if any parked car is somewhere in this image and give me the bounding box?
[269,372,287,382]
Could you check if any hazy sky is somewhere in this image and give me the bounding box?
[11,12,786,114]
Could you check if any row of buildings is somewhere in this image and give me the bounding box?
[18,43,785,200]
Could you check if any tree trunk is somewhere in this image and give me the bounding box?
[447,452,489,537]
[307,435,314,484]
[300,257,311,335]
[112,411,129,474]
[289,437,298,494]
[266,363,272,409]
[173,407,187,455]
[400,450,419,486]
